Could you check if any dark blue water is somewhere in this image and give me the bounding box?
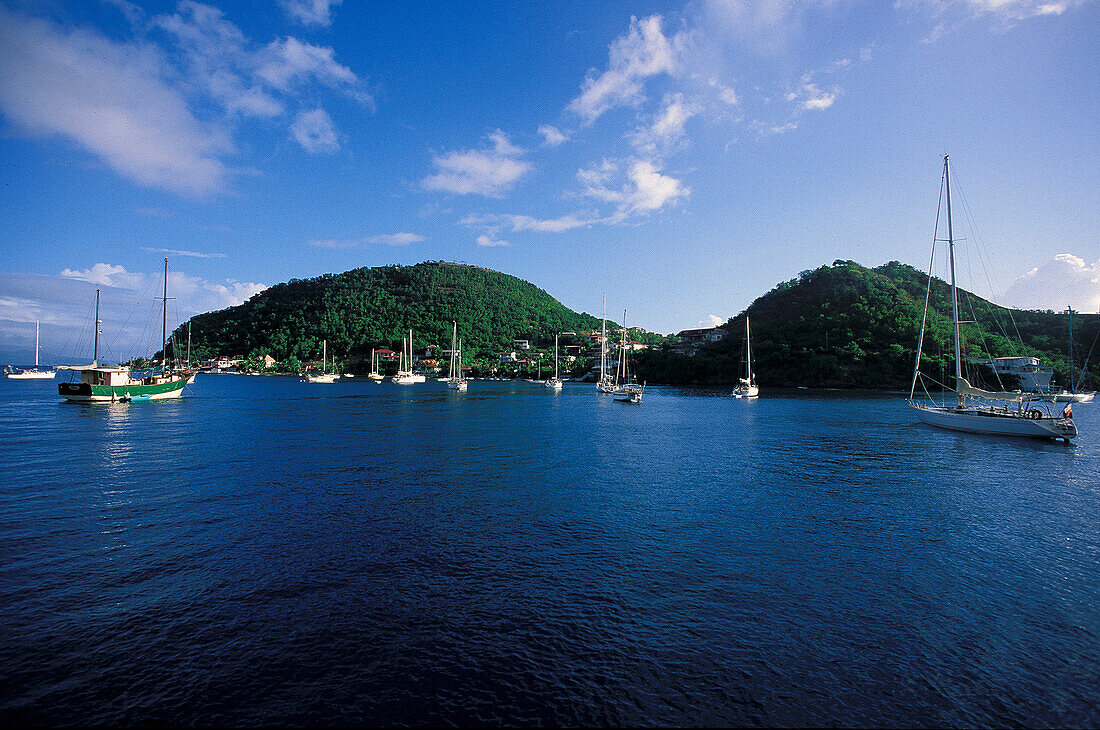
[2,375,1098,727]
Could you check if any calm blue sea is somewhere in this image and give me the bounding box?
[2,375,1098,727]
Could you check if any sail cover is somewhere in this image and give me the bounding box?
[956,377,1026,402]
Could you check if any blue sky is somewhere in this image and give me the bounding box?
[0,0,1097,363]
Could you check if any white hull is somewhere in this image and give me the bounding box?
[305,373,338,383]
[544,378,562,390]
[732,385,759,399]
[5,370,56,379]
[392,373,426,385]
[614,384,643,403]
[1053,391,1095,403]
[446,379,468,391]
[912,403,1076,440]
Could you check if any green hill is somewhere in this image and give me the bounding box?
[174,262,607,368]
[636,259,1099,390]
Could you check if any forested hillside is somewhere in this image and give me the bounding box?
[177,262,605,365]
[636,260,1099,390]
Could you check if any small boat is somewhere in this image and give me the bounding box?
[545,333,563,390]
[446,323,468,392]
[305,340,338,383]
[367,348,384,382]
[909,155,1076,441]
[392,330,426,384]
[59,260,191,402]
[4,321,57,379]
[612,310,643,404]
[732,316,759,399]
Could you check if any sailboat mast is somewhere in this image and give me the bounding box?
[162,257,168,372]
[35,320,39,368]
[601,294,607,381]
[746,316,752,383]
[186,320,191,369]
[944,155,964,404]
[1068,306,1076,392]
[93,289,100,366]
[555,333,559,378]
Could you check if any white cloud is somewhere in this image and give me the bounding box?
[142,247,227,258]
[61,263,148,289]
[1004,254,1100,312]
[280,0,343,26]
[629,93,699,155]
[255,36,360,93]
[567,15,684,124]
[698,314,725,328]
[422,131,532,197]
[580,159,689,217]
[477,234,510,247]
[0,6,231,196]
[462,212,601,234]
[787,82,837,111]
[291,108,339,153]
[901,0,1085,20]
[307,238,360,249]
[538,124,568,147]
[364,233,426,246]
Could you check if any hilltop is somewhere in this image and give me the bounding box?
[635,260,1098,390]
[176,262,614,367]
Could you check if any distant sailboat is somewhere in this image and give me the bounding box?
[909,155,1076,440]
[392,330,426,384]
[545,333,563,390]
[732,316,759,399]
[368,348,384,382]
[305,340,338,383]
[1054,307,1095,403]
[596,294,617,394]
[613,310,643,404]
[446,322,468,392]
[4,320,56,379]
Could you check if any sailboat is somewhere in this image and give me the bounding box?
[392,330,426,384]
[368,348,384,382]
[58,258,190,402]
[446,322,468,391]
[596,294,617,393]
[1053,307,1095,403]
[305,340,338,383]
[613,311,643,403]
[909,155,1076,440]
[4,320,56,379]
[544,333,563,390]
[732,316,759,399]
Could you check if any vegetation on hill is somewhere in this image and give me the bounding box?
[635,260,1100,390]
[173,262,610,369]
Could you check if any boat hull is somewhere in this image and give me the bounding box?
[5,370,56,379]
[59,377,187,402]
[912,404,1076,440]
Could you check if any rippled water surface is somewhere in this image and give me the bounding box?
[2,375,1098,726]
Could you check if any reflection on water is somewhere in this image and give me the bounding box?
[1,376,1097,727]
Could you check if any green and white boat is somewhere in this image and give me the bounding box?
[59,260,190,403]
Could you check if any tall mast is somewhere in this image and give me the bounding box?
[162,257,169,372]
[186,320,191,369]
[601,294,607,381]
[35,320,39,367]
[93,289,100,366]
[746,316,752,383]
[944,154,963,405]
[1064,305,1073,393]
[554,333,559,378]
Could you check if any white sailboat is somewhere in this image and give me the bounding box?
[909,155,1076,440]
[613,311,643,403]
[1054,307,1095,402]
[305,340,338,383]
[392,330,426,384]
[446,322,468,391]
[545,333,563,390]
[596,294,617,393]
[368,348,384,382]
[4,320,56,379]
[732,316,759,399]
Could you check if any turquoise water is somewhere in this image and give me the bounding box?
[2,375,1098,726]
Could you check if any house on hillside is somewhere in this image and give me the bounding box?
[673,327,725,356]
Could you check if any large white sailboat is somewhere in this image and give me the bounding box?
[4,320,56,379]
[732,316,759,399]
[392,330,426,384]
[613,311,643,404]
[909,155,1076,441]
[545,333,563,390]
[446,322,468,392]
[596,295,617,394]
[305,340,338,383]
